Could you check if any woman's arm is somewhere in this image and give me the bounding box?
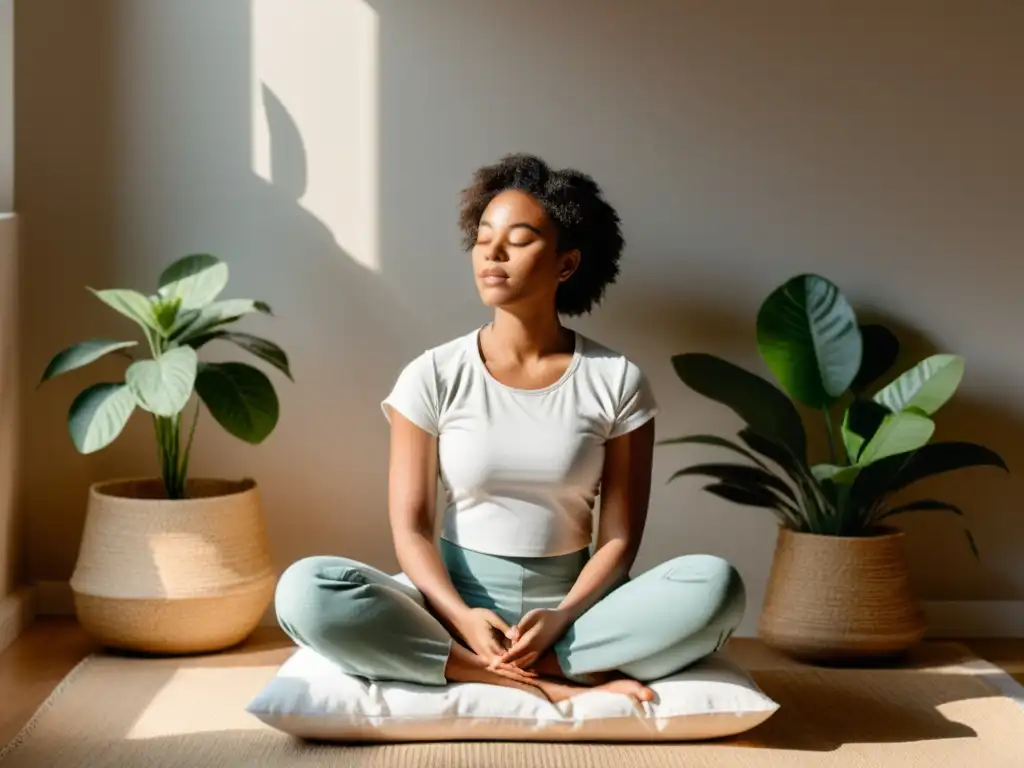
[556,417,655,621]
[387,411,470,627]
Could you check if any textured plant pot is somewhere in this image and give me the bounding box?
[69,478,276,655]
[757,527,927,662]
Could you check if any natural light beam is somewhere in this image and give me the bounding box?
[251,0,379,271]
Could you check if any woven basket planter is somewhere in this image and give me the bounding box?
[757,526,927,662]
[69,478,276,655]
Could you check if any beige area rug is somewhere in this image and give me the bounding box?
[2,640,1024,767]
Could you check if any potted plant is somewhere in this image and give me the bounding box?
[663,273,1007,662]
[40,254,292,654]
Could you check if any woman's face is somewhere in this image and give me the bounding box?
[471,189,579,313]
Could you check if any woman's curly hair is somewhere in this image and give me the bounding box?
[458,153,624,317]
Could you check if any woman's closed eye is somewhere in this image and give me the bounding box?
[476,239,533,248]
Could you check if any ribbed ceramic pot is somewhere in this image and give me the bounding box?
[69,478,276,654]
[757,526,927,662]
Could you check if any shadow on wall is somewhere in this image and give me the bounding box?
[196,84,416,572]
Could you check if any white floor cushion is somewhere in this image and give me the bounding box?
[246,647,779,743]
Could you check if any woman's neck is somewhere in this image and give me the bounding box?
[487,308,572,363]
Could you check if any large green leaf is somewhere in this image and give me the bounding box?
[842,398,891,461]
[852,441,1008,504]
[126,346,198,416]
[186,330,292,380]
[856,410,935,465]
[68,383,136,453]
[195,362,279,444]
[702,482,798,527]
[89,288,164,335]
[756,273,863,408]
[171,299,273,340]
[850,323,900,395]
[658,434,770,470]
[873,354,965,416]
[671,353,807,461]
[40,339,137,384]
[668,462,796,503]
[157,254,229,311]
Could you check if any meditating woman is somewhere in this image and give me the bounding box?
[275,154,745,703]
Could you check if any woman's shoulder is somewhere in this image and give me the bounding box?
[576,333,652,381]
[576,334,659,435]
[397,329,478,379]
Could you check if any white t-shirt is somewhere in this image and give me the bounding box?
[381,327,659,558]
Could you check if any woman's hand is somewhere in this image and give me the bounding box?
[453,607,517,664]
[495,608,571,669]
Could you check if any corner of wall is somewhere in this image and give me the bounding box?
[0,585,35,654]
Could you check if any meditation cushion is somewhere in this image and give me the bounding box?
[246,646,778,743]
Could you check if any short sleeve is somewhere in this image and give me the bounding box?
[608,361,659,439]
[381,351,440,436]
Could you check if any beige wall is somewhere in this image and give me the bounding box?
[0,214,17,600]
[0,0,11,211]
[0,0,17,601]
[15,1,1024,635]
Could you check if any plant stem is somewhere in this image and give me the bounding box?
[179,400,200,491]
[823,407,837,464]
[155,414,185,500]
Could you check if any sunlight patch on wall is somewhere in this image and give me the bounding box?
[250,0,379,271]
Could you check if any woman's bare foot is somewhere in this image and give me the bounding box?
[533,675,655,704]
[444,641,545,698]
[445,642,654,704]
[508,650,655,703]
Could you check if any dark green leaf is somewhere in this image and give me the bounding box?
[739,427,829,526]
[703,482,798,527]
[704,482,776,509]
[842,398,889,462]
[853,441,1008,504]
[40,339,137,384]
[171,299,273,340]
[880,498,964,520]
[157,254,229,310]
[671,353,807,461]
[668,462,796,503]
[879,499,980,559]
[656,434,769,470]
[964,528,980,559]
[187,330,292,381]
[756,273,862,408]
[850,323,899,394]
[845,398,890,446]
[738,428,801,478]
[195,362,279,444]
[68,383,136,453]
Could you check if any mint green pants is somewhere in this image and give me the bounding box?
[275,539,745,686]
